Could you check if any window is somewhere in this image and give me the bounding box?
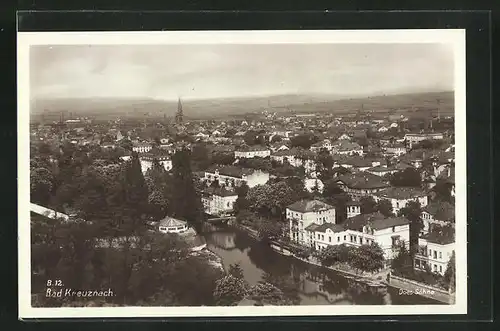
[322,235,325,240]
[337,237,340,242]
[344,235,347,241]
[329,237,332,243]
[429,249,432,256]
[439,252,442,259]
[433,264,437,272]
[439,265,442,273]
[433,251,437,259]
[392,226,395,232]
[396,202,400,209]
[317,234,320,239]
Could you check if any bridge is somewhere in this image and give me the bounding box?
[206,216,236,225]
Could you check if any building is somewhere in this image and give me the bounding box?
[139,155,172,174]
[366,165,398,177]
[308,212,411,261]
[372,187,428,214]
[414,231,455,275]
[201,187,238,216]
[404,133,444,148]
[234,145,271,159]
[304,177,324,194]
[287,199,336,246]
[132,142,153,154]
[421,201,455,234]
[346,201,361,218]
[341,212,411,260]
[335,173,390,199]
[331,140,363,156]
[204,165,269,188]
[158,216,189,234]
[337,157,381,172]
[383,144,407,157]
[310,139,333,152]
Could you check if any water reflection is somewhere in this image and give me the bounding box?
[204,229,440,306]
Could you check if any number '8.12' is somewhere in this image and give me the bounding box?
[46,280,63,286]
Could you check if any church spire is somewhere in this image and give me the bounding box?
[175,97,184,125]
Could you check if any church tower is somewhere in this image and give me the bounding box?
[175,97,184,125]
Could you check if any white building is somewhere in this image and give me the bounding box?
[287,200,336,247]
[158,216,189,234]
[346,201,361,218]
[414,232,455,275]
[234,145,271,159]
[331,140,364,156]
[139,155,173,174]
[404,133,444,148]
[421,201,455,234]
[204,166,269,188]
[372,187,428,214]
[132,142,153,153]
[304,177,324,194]
[308,212,411,261]
[383,144,407,157]
[201,187,238,216]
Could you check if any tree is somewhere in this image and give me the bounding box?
[433,178,453,202]
[213,274,248,306]
[389,168,422,187]
[350,243,385,274]
[233,183,250,215]
[170,149,205,232]
[399,200,423,257]
[443,251,456,292]
[317,245,343,267]
[246,181,297,219]
[31,167,55,205]
[243,130,259,146]
[228,263,244,279]
[390,244,413,275]
[290,133,319,149]
[376,199,394,217]
[248,281,292,306]
[360,196,377,214]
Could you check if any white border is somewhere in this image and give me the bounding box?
[18,29,467,319]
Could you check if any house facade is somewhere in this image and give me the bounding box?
[414,233,455,275]
[372,187,429,214]
[204,166,269,188]
[234,145,271,159]
[132,142,153,153]
[287,200,336,247]
[139,155,173,174]
[201,187,238,216]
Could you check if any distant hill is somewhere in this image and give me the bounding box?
[30,91,454,121]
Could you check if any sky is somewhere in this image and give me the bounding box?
[30,43,454,101]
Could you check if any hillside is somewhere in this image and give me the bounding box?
[30,91,454,121]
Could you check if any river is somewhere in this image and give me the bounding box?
[204,228,441,305]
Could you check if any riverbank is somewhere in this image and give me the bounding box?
[269,240,389,290]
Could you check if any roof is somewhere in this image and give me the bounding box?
[203,187,238,197]
[374,187,427,200]
[340,156,375,168]
[367,165,395,173]
[333,140,362,151]
[236,145,270,152]
[335,173,389,190]
[313,223,345,233]
[159,216,187,228]
[205,165,255,178]
[421,231,455,245]
[287,199,335,213]
[370,216,410,230]
[343,212,386,231]
[422,201,455,221]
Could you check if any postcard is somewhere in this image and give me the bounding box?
[18,29,466,318]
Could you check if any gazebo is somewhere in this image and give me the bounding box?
[158,216,189,234]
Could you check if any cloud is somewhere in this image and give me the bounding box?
[30,43,455,100]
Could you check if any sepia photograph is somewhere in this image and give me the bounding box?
[18,30,466,318]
